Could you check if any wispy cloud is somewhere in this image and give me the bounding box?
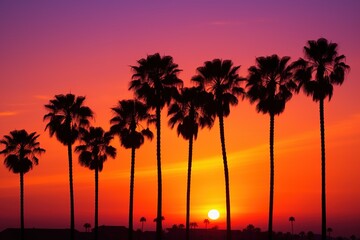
[0,111,18,117]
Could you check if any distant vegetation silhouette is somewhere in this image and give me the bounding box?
[44,93,93,240]
[168,86,214,240]
[110,99,153,240]
[294,38,350,240]
[192,58,246,240]
[75,126,116,240]
[0,129,45,240]
[246,54,298,240]
[0,38,352,240]
[129,53,183,240]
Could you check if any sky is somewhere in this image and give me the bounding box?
[0,0,360,237]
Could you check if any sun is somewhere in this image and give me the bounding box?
[208,209,220,220]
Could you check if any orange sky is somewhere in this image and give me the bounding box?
[1,0,360,237]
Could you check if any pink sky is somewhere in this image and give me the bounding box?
[1,0,360,237]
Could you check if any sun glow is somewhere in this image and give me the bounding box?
[208,209,220,220]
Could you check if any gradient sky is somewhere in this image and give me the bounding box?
[1,0,360,237]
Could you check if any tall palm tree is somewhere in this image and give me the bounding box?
[192,59,246,240]
[0,129,45,240]
[168,86,214,240]
[110,99,153,240]
[75,127,116,240]
[140,217,146,232]
[294,38,349,240]
[246,55,297,240]
[129,53,183,240]
[44,93,93,240]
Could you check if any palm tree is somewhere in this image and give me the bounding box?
[327,227,333,239]
[83,223,91,232]
[44,93,93,240]
[129,53,183,240]
[289,216,295,236]
[190,222,198,229]
[203,219,210,229]
[140,217,146,232]
[0,129,45,240]
[246,55,297,240]
[168,86,214,240]
[110,99,153,240]
[75,127,116,240]
[192,59,245,240]
[294,38,350,240]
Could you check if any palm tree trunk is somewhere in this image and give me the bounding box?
[268,113,275,240]
[67,143,75,240]
[320,99,326,240]
[219,114,231,240]
[129,147,136,240]
[94,167,99,240]
[20,172,24,240]
[185,135,194,240]
[155,106,163,240]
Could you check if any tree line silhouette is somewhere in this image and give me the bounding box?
[0,38,350,240]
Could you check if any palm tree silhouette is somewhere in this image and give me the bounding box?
[44,93,93,240]
[289,216,295,237]
[327,227,333,239]
[247,55,297,240]
[168,86,214,240]
[0,129,45,240]
[203,219,210,229]
[294,38,350,240]
[110,99,153,240]
[129,53,183,240]
[140,217,146,232]
[83,223,91,232]
[75,127,116,240]
[192,59,245,240]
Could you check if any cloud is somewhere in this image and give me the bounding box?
[0,111,18,117]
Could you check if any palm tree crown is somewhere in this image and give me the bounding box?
[247,54,297,115]
[44,93,93,145]
[192,58,246,117]
[295,38,350,101]
[0,129,45,174]
[75,127,116,171]
[110,99,153,149]
[168,86,214,140]
[129,53,183,109]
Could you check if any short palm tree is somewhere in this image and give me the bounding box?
[294,38,349,240]
[247,55,297,240]
[0,129,45,240]
[289,216,295,236]
[110,99,153,240]
[140,217,146,232]
[44,93,93,240]
[203,219,210,229]
[168,86,214,240]
[75,127,116,240]
[129,53,183,240]
[192,59,246,240]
